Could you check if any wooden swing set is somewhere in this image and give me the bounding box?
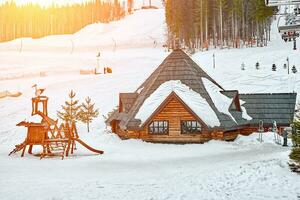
[9,95,104,159]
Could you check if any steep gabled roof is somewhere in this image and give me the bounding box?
[109,49,243,130]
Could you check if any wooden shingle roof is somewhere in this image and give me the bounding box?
[108,49,242,130]
[119,93,138,113]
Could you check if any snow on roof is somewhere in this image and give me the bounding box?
[24,115,42,123]
[239,99,252,121]
[241,106,252,121]
[135,80,220,127]
[202,78,237,123]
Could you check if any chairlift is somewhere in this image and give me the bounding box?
[294,7,300,14]
[278,24,300,33]
[278,18,300,43]
[281,31,300,42]
[264,0,300,48]
[266,0,300,6]
[277,12,300,31]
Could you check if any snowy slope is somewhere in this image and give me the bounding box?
[0,1,300,199]
[0,9,165,52]
[193,22,300,94]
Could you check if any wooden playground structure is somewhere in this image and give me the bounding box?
[9,95,104,159]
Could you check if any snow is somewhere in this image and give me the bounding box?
[0,0,300,199]
[202,77,253,121]
[1,132,299,200]
[24,115,43,123]
[192,22,300,95]
[202,78,237,123]
[135,80,220,127]
[241,103,253,121]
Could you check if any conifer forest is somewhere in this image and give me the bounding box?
[165,0,275,50]
[0,0,125,42]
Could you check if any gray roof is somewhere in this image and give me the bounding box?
[239,93,297,126]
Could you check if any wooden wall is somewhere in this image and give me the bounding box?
[143,96,209,143]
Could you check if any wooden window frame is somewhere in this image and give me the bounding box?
[181,120,202,135]
[148,120,169,135]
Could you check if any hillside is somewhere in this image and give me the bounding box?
[0,1,300,199]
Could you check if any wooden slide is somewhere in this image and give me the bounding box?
[74,138,104,154]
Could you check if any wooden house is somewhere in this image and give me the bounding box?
[106,49,297,143]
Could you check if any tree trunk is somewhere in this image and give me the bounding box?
[219,0,223,48]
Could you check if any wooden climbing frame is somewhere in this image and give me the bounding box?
[10,95,104,159]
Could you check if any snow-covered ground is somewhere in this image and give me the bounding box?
[1,133,299,200]
[0,0,300,199]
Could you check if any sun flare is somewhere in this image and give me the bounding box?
[0,0,93,7]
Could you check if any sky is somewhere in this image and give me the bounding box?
[0,0,152,8]
[0,0,96,6]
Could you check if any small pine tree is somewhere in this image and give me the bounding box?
[241,63,245,70]
[272,63,276,71]
[57,90,81,123]
[255,62,260,70]
[292,65,297,74]
[283,63,287,69]
[78,97,99,132]
[295,103,300,120]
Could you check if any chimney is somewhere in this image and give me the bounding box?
[173,38,180,50]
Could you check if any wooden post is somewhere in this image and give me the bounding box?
[44,99,48,116]
[21,145,26,157]
[28,145,33,154]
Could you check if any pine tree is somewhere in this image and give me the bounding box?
[78,97,99,132]
[241,62,245,70]
[165,0,274,51]
[290,121,300,165]
[255,62,260,70]
[0,1,125,43]
[272,63,276,71]
[283,63,287,69]
[57,90,81,123]
[292,65,297,74]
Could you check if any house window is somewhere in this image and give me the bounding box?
[149,121,169,135]
[181,121,202,134]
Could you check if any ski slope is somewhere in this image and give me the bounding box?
[0,1,300,199]
[193,22,300,94]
